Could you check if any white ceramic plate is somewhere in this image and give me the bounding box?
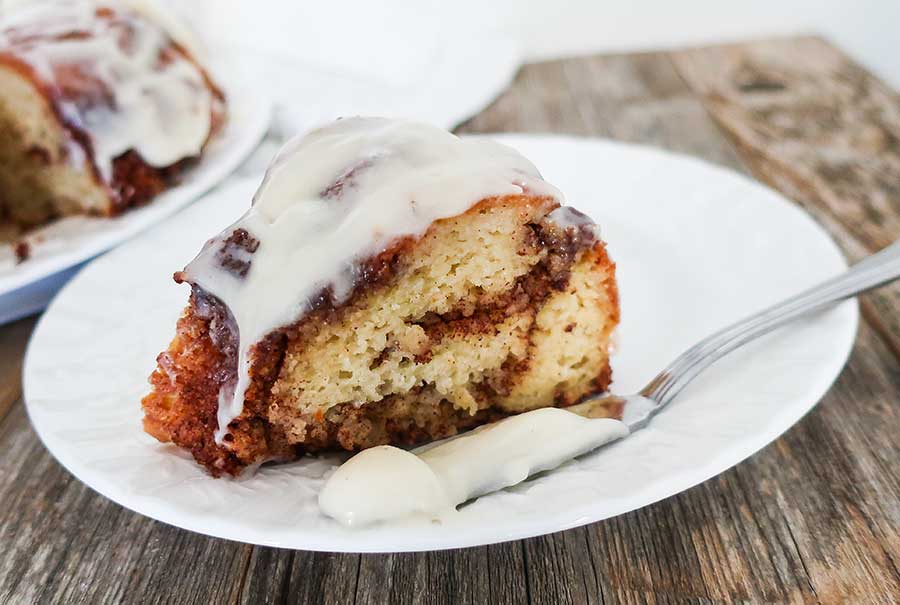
[0,70,272,324]
[24,135,857,553]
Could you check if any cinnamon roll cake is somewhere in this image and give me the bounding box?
[0,0,225,231]
[142,118,620,476]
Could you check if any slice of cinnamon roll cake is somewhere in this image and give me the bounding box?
[142,117,619,476]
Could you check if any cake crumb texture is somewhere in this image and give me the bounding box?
[142,194,619,475]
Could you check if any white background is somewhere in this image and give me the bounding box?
[2,1,897,87]
[189,0,900,89]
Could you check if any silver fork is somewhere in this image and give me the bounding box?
[569,239,900,431]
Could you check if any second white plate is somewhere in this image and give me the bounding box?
[24,135,857,552]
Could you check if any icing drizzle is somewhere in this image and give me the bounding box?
[183,118,571,443]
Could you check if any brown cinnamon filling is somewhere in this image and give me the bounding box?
[319,158,376,199]
[214,228,260,279]
[151,214,598,474]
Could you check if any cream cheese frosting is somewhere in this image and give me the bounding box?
[183,118,571,442]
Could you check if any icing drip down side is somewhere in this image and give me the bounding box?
[180,118,599,444]
[0,0,219,181]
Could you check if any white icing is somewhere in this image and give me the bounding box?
[181,117,564,443]
[547,205,601,236]
[317,445,451,527]
[0,0,216,180]
[318,407,629,527]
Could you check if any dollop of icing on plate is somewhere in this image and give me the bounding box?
[181,117,567,443]
[318,407,629,527]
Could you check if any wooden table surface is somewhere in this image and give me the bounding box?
[2,36,899,604]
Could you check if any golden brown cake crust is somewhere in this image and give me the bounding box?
[142,196,620,476]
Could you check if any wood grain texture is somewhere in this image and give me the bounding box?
[0,315,35,423]
[671,36,900,361]
[1,39,898,604]
[0,404,249,605]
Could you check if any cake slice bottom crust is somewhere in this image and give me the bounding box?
[143,196,620,476]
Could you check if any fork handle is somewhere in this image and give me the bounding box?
[642,239,900,406]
